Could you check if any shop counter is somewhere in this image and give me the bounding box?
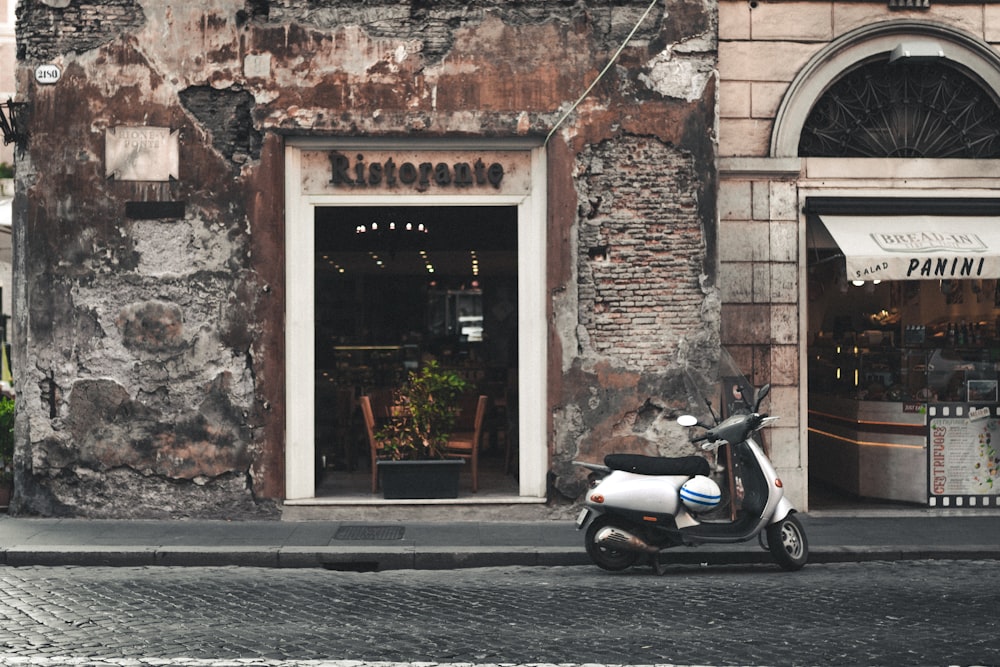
[808,395,927,503]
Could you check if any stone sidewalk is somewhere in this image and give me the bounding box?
[2,509,999,569]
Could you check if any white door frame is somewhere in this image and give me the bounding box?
[283,138,548,501]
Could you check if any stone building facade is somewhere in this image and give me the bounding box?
[719,1,1000,507]
[10,0,722,518]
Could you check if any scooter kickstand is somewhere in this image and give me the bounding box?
[650,554,664,576]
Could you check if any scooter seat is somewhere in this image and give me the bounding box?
[604,453,710,477]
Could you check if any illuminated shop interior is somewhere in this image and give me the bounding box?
[312,205,519,496]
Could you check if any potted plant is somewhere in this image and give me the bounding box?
[0,396,13,510]
[375,361,468,498]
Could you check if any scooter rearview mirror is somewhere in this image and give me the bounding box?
[754,384,771,411]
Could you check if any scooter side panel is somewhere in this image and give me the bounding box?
[768,496,795,524]
[746,436,788,521]
[586,471,686,515]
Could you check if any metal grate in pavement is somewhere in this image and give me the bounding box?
[334,525,406,540]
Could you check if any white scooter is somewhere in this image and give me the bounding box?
[574,353,808,573]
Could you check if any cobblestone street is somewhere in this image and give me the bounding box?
[0,560,998,666]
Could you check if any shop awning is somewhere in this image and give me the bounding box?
[818,215,1000,281]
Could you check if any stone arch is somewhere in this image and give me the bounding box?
[771,20,1000,157]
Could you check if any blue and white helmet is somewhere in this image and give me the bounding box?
[679,475,722,513]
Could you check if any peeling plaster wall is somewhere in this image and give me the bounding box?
[12,0,718,517]
[551,135,720,501]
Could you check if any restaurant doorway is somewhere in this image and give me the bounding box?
[313,205,519,497]
[283,140,548,503]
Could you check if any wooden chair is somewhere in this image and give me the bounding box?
[443,395,488,492]
[359,396,382,493]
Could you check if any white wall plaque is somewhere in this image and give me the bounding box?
[244,53,271,78]
[34,64,61,85]
[105,126,179,182]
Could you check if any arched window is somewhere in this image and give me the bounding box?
[799,60,1000,158]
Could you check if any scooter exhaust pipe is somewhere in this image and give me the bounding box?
[595,526,659,554]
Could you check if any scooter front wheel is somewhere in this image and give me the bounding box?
[766,513,808,571]
[584,515,640,571]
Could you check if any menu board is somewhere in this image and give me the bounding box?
[928,403,1000,506]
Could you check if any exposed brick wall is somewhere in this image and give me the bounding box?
[178,86,263,165]
[549,134,719,502]
[17,0,145,61]
[259,0,666,64]
[576,137,707,371]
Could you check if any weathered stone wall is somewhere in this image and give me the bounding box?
[13,0,274,517]
[11,0,718,517]
[715,1,1000,508]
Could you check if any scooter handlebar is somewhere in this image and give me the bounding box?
[690,427,726,450]
[685,412,778,450]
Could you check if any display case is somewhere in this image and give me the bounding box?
[810,338,1000,403]
[808,337,1000,503]
[808,396,928,503]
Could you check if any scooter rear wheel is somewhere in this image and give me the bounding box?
[766,513,808,571]
[584,515,640,571]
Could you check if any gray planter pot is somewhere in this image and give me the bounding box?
[376,459,464,499]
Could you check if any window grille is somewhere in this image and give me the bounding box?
[799,60,1000,158]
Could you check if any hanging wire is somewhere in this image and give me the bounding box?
[544,0,662,147]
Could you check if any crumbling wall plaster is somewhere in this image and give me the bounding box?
[13,0,718,516]
[551,136,719,501]
[14,1,270,517]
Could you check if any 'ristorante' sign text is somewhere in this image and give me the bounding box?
[329,152,504,191]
